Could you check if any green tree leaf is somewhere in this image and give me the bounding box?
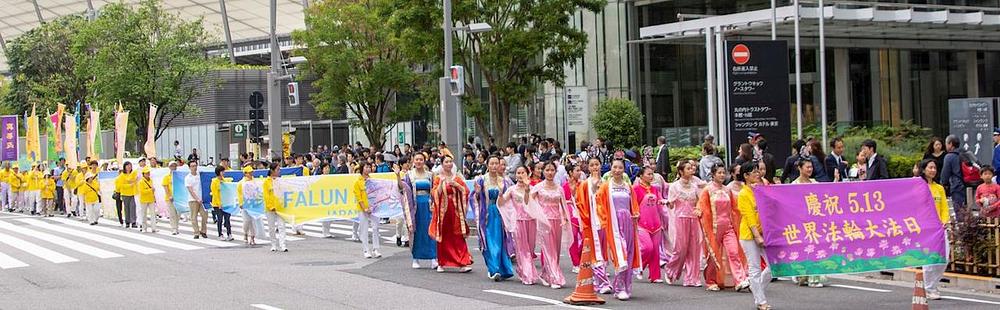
[592,98,644,150]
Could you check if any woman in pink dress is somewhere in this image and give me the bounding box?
[499,165,538,285]
[634,166,666,283]
[664,160,706,286]
[698,163,749,292]
[563,163,584,274]
[648,162,673,268]
[530,161,571,289]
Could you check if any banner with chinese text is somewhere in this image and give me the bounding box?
[754,178,947,277]
[0,116,18,161]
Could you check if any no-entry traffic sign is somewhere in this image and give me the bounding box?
[732,44,750,65]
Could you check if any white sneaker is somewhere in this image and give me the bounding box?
[926,291,941,300]
[550,284,561,289]
[363,251,372,258]
[411,261,421,269]
[735,279,750,292]
[636,273,644,280]
[372,250,382,258]
[598,287,612,294]
[572,266,580,274]
[653,279,665,283]
[615,292,630,301]
[436,266,445,273]
[346,236,359,241]
[270,246,277,252]
[539,278,550,287]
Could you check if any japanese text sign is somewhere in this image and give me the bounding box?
[0,116,18,161]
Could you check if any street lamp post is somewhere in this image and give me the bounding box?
[440,0,490,164]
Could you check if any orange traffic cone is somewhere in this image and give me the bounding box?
[912,271,928,310]
[564,236,605,305]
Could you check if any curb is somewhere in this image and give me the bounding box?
[864,268,1000,294]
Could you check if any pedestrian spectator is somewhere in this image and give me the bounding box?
[757,139,777,183]
[698,143,723,181]
[781,140,806,184]
[188,148,201,164]
[807,140,830,182]
[940,135,967,217]
[375,154,391,173]
[654,136,671,179]
[826,138,848,183]
[174,140,183,160]
[847,151,867,181]
[976,166,1000,217]
[993,129,1000,179]
[924,137,946,183]
[734,143,754,166]
[861,139,889,180]
[504,142,521,180]
[336,155,350,174]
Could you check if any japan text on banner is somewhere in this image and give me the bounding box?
[272,173,403,224]
[754,178,947,277]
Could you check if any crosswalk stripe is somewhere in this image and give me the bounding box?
[47,217,203,250]
[208,220,306,241]
[0,232,78,263]
[154,220,305,242]
[19,219,164,255]
[149,228,240,248]
[0,250,29,269]
[0,221,122,259]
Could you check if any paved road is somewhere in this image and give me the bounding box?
[0,211,997,309]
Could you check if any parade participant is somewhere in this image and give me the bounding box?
[530,161,570,289]
[26,164,43,215]
[737,161,771,310]
[263,162,287,252]
[402,152,437,269]
[593,159,640,300]
[0,163,9,212]
[563,157,607,305]
[664,160,705,287]
[354,161,382,258]
[649,161,674,269]
[61,163,77,217]
[80,171,101,225]
[789,159,826,288]
[74,163,88,218]
[500,165,537,283]
[430,155,473,272]
[185,161,209,239]
[394,157,411,247]
[562,163,583,274]
[137,167,157,233]
[163,161,180,235]
[698,164,749,292]
[633,166,665,283]
[40,172,56,217]
[210,165,233,241]
[530,161,544,186]
[471,155,515,281]
[919,159,951,300]
[237,166,258,245]
[115,161,138,228]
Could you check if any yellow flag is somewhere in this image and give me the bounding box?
[87,108,99,160]
[25,105,40,162]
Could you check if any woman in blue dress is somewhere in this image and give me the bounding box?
[403,152,438,269]
[471,155,515,281]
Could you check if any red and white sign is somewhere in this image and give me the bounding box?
[732,44,750,65]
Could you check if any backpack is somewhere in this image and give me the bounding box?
[960,152,982,187]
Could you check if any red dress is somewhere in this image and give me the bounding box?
[431,175,473,268]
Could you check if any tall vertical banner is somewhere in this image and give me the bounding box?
[64,114,78,168]
[47,110,59,160]
[726,40,791,162]
[114,105,129,166]
[753,178,947,277]
[74,101,81,157]
[0,116,18,161]
[144,104,157,158]
[88,108,100,159]
[25,106,40,162]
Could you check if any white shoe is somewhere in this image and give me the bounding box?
[270,246,277,252]
[735,279,750,292]
[550,284,561,289]
[412,261,421,269]
[346,236,359,241]
[653,279,665,283]
[436,266,445,273]
[615,292,630,301]
[572,266,580,274]
[363,251,372,258]
[636,273,644,280]
[372,250,382,258]
[459,266,472,273]
[926,291,941,300]
[598,287,612,294]
[539,278,550,287]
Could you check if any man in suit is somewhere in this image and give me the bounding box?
[654,136,671,179]
[825,137,848,182]
[861,139,889,180]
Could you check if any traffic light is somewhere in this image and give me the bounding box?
[248,91,266,139]
[449,66,464,96]
[287,82,300,107]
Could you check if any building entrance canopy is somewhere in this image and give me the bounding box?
[637,1,1000,51]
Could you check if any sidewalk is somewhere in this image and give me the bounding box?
[836,269,1000,297]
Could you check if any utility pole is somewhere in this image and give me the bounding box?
[267,0,283,160]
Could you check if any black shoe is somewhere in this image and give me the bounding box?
[89,222,98,225]
[194,235,200,239]
[201,233,208,238]
[396,236,402,247]
[403,241,410,247]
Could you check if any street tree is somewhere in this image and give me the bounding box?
[1,15,89,117]
[394,0,605,144]
[71,0,216,150]
[293,0,425,148]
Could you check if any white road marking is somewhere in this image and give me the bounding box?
[0,221,122,259]
[0,250,29,269]
[484,289,606,310]
[250,304,284,310]
[19,219,164,255]
[48,217,204,250]
[940,295,1000,305]
[828,284,892,293]
[0,232,77,263]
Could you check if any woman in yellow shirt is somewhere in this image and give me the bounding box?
[79,172,102,225]
[137,167,158,233]
[26,165,43,215]
[163,161,180,235]
[41,173,56,217]
[115,162,139,228]
[73,164,87,218]
[9,166,24,212]
[0,164,9,212]
[736,161,771,310]
[237,166,260,246]
[210,165,233,241]
[918,159,951,300]
[263,162,287,252]
[354,161,380,258]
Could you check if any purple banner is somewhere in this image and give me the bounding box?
[754,178,947,277]
[0,116,18,161]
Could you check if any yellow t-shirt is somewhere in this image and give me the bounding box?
[9,172,24,193]
[353,177,369,212]
[302,166,311,176]
[138,177,156,204]
[41,179,56,199]
[162,173,173,201]
[210,177,225,208]
[26,171,43,191]
[263,177,279,212]
[79,178,101,204]
[73,172,85,194]
[929,182,950,224]
[63,170,77,190]
[115,171,138,196]
[737,184,761,241]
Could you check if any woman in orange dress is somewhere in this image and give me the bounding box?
[430,155,473,273]
[698,163,749,292]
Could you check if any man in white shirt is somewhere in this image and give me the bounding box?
[185,161,209,239]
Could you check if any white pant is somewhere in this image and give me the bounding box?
[139,202,157,231]
[85,202,101,223]
[7,191,20,211]
[0,183,8,210]
[267,211,287,250]
[351,222,360,239]
[924,234,950,294]
[321,221,332,237]
[359,213,380,253]
[26,191,40,213]
[241,209,257,238]
[741,240,771,306]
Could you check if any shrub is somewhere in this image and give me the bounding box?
[592,98,644,150]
